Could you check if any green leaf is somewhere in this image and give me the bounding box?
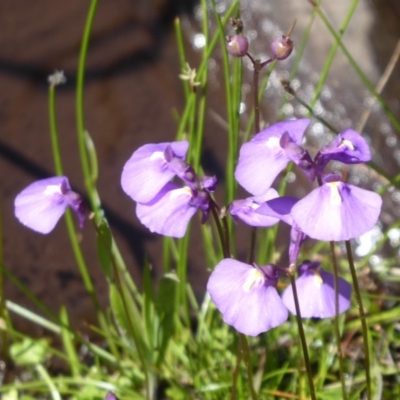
[96,220,112,280]
[155,273,178,366]
[10,337,49,366]
[60,306,80,377]
[155,272,179,315]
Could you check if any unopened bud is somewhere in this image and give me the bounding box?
[271,21,296,61]
[270,35,293,61]
[226,34,249,57]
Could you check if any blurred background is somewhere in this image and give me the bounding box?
[2,0,400,333]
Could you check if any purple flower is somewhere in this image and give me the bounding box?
[282,261,352,318]
[291,175,382,241]
[315,129,371,175]
[235,119,310,195]
[229,188,280,227]
[14,176,85,234]
[136,182,209,238]
[121,141,189,203]
[122,141,216,238]
[104,393,118,400]
[207,259,288,336]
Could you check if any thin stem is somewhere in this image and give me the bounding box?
[230,337,242,400]
[221,212,231,257]
[210,202,229,258]
[288,273,316,400]
[113,265,150,399]
[248,227,257,265]
[245,54,262,265]
[48,78,105,326]
[0,198,9,365]
[240,334,257,400]
[329,241,348,400]
[48,86,63,176]
[76,0,101,218]
[345,240,372,399]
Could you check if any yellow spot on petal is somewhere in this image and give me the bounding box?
[169,186,192,199]
[311,270,323,286]
[340,139,355,150]
[43,184,63,196]
[327,182,342,206]
[243,269,265,292]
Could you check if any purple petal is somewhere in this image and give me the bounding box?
[121,141,189,203]
[136,182,197,238]
[14,177,70,234]
[282,262,352,318]
[104,393,118,400]
[257,196,299,225]
[229,188,280,227]
[207,259,288,336]
[289,226,307,265]
[292,182,382,241]
[235,119,310,195]
[280,132,315,181]
[315,130,371,174]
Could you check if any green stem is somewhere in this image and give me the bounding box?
[75,0,140,303]
[76,0,100,217]
[288,273,316,400]
[174,17,189,100]
[48,86,63,175]
[230,336,242,400]
[240,334,257,400]
[48,81,105,323]
[313,4,400,136]
[308,0,358,111]
[329,241,348,400]
[345,240,372,399]
[113,266,150,399]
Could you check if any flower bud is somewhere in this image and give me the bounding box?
[226,34,249,57]
[270,35,293,61]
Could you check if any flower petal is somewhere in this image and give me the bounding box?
[282,262,352,318]
[229,188,280,227]
[207,259,288,336]
[121,141,189,203]
[136,182,197,238]
[235,119,310,195]
[257,196,299,225]
[14,177,70,234]
[292,182,382,241]
[315,129,371,173]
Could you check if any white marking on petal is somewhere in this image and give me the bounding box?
[149,151,165,161]
[265,136,280,149]
[43,184,63,196]
[340,139,355,150]
[327,182,342,206]
[169,186,192,199]
[243,269,265,292]
[249,201,260,210]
